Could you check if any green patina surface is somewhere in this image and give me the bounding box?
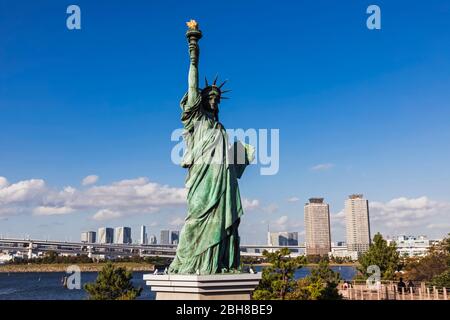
[168,21,253,275]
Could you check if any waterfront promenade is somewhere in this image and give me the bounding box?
[340,281,449,300]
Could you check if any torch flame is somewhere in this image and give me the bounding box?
[186,19,198,30]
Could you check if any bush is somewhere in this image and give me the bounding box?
[252,249,342,300]
[84,262,142,300]
[430,269,450,288]
[252,248,305,300]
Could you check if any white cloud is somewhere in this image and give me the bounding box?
[0,177,9,189]
[270,215,303,232]
[242,198,260,211]
[426,224,450,230]
[330,209,346,227]
[0,179,46,205]
[287,197,300,203]
[33,206,75,216]
[92,209,122,221]
[0,176,187,220]
[263,203,278,214]
[369,196,448,228]
[276,215,289,225]
[328,197,450,238]
[169,217,185,227]
[0,207,23,217]
[82,175,99,186]
[311,163,334,171]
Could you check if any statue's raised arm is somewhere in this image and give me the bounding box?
[186,20,202,106]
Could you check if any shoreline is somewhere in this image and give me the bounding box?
[0,262,356,273]
[0,262,156,273]
[249,263,358,267]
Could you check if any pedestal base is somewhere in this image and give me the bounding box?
[143,273,262,300]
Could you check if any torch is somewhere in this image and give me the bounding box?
[186,20,202,65]
[186,19,202,43]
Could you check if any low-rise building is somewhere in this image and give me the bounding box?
[387,235,432,257]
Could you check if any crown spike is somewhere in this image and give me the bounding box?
[218,79,228,89]
[205,77,209,87]
[221,90,232,94]
[213,74,219,85]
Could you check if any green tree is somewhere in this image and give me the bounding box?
[358,233,400,280]
[405,233,450,283]
[252,248,305,300]
[308,259,342,299]
[404,251,448,281]
[288,260,342,300]
[43,251,58,263]
[430,269,450,288]
[84,262,142,300]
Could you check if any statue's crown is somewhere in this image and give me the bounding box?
[201,75,231,99]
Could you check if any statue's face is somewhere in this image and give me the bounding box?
[207,93,220,112]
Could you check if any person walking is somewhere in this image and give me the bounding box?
[398,277,406,294]
[407,279,415,293]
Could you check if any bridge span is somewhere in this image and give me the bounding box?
[0,237,315,258]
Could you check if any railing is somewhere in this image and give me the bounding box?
[340,281,449,300]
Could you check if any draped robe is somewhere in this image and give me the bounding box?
[168,91,253,274]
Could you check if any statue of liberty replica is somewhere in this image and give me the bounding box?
[168,20,254,275]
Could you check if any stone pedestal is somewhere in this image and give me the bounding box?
[143,273,262,300]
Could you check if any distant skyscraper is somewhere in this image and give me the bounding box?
[304,198,331,256]
[114,227,132,244]
[171,231,180,245]
[149,235,157,245]
[160,230,170,244]
[345,194,371,254]
[140,225,147,245]
[98,227,114,244]
[267,232,299,246]
[81,231,96,243]
[160,230,179,244]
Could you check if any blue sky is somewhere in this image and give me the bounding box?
[1,0,450,244]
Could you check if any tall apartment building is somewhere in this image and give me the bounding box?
[114,227,132,244]
[160,230,170,245]
[140,225,147,245]
[345,194,371,254]
[171,231,180,245]
[304,198,331,256]
[98,227,114,244]
[81,231,96,243]
[149,235,157,245]
[160,230,179,245]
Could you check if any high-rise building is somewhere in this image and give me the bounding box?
[345,194,371,254]
[81,231,96,243]
[140,225,147,245]
[171,231,180,245]
[304,198,331,256]
[114,227,132,244]
[98,227,114,244]
[160,230,170,245]
[267,232,299,246]
[160,230,179,245]
[149,235,157,245]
